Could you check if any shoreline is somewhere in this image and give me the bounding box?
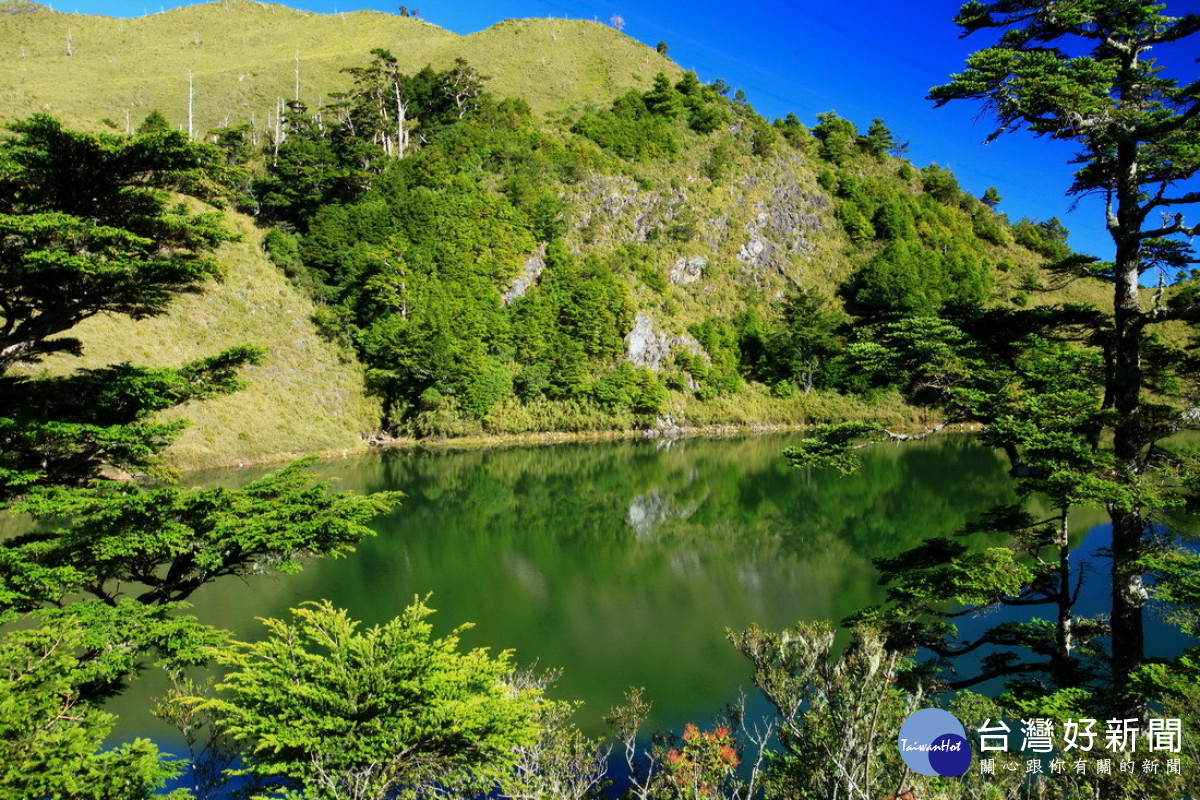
[172,418,982,472]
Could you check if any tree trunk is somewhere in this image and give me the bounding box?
[393,82,408,159]
[1054,508,1075,683]
[1109,506,1148,714]
[1107,138,1148,717]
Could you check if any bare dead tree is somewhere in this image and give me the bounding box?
[187,72,194,139]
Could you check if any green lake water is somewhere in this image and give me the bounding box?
[107,431,1056,741]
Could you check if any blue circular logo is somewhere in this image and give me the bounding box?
[897,709,972,776]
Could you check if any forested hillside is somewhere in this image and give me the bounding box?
[0,0,1110,462]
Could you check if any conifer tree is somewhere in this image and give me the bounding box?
[787,0,1200,717]
[931,0,1200,713]
[0,117,395,789]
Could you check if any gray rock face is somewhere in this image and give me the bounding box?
[624,312,672,371]
[624,312,708,372]
[737,161,829,278]
[568,174,694,244]
[738,237,766,263]
[501,246,547,305]
[669,256,706,285]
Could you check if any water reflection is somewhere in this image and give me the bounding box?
[110,433,1032,738]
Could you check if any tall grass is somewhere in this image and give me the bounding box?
[32,210,381,470]
[0,2,674,132]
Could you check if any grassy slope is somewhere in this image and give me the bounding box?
[0,1,674,131]
[33,210,382,470]
[0,1,676,466]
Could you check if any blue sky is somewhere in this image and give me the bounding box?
[51,0,1200,261]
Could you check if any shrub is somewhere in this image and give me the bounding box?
[203,600,541,798]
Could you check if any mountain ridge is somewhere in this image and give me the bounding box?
[1,1,1110,466]
[0,1,676,130]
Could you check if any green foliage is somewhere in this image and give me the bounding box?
[0,613,187,800]
[926,0,1200,715]
[919,162,961,204]
[0,115,398,796]
[811,111,857,166]
[769,286,843,394]
[783,421,886,474]
[203,599,542,799]
[4,459,396,609]
[573,70,730,159]
[852,237,992,316]
[1011,217,1072,261]
[773,112,814,154]
[257,56,496,228]
[262,226,318,291]
[460,356,514,418]
[590,361,640,412]
[0,347,262,494]
[0,115,264,496]
[496,669,612,800]
[872,196,914,240]
[689,317,744,396]
[749,117,778,158]
[842,316,981,400]
[241,48,1048,444]
[0,114,232,373]
[136,109,172,135]
[572,91,680,161]
[588,362,665,416]
[643,72,685,119]
[859,117,904,160]
[969,200,1011,245]
[834,200,875,242]
[729,622,920,800]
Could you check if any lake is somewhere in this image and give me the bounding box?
[110,431,1109,747]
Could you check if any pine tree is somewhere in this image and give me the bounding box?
[788,0,1200,719]
[0,117,396,786]
[930,0,1200,714]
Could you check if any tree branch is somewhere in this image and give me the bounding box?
[1143,190,1200,214]
[881,419,962,443]
[1137,214,1191,240]
[1141,303,1200,326]
[946,660,1055,691]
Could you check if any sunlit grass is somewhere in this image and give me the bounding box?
[33,210,381,470]
[0,1,673,132]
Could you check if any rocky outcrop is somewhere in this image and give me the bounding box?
[567,174,695,245]
[624,312,707,372]
[502,245,547,305]
[669,256,706,285]
[738,160,829,279]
